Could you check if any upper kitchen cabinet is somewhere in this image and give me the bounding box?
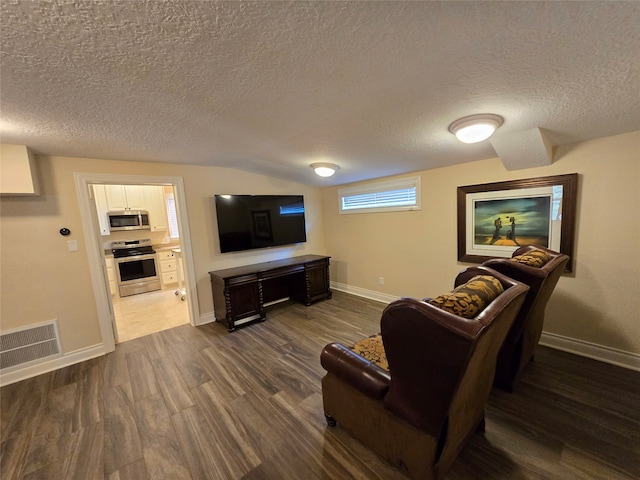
[105,185,147,211]
[144,186,169,232]
[93,184,169,235]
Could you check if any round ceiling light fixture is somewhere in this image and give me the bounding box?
[311,162,340,177]
[448,114,504,144]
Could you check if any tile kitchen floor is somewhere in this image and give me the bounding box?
[112,286,189,342]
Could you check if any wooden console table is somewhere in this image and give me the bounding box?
[209,255,332,331]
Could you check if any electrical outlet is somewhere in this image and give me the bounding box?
[379,276,384,285]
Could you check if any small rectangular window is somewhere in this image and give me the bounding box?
[338,176,421,214]
[166,193,180,238]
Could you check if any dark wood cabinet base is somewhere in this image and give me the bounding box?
[209,255,331,331]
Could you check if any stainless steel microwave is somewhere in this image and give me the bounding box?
[107,210,150,231]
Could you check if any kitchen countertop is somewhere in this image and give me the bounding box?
[154,244,181,251]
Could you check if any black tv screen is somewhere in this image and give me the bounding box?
[214,195,307,253]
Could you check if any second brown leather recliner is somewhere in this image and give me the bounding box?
[479,245,569,391]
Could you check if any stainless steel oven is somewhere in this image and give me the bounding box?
[112,239,161,297]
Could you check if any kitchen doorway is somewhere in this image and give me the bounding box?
[75,173,199,352]
[97,184,189,342]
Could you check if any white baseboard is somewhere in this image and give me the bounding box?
[331,281,399,305]
[198,311,217,326]
[0,343,107,387]
[199,284,396,326]
[539,332,640,372]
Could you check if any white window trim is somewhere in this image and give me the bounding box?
[338,176,421,214]
[165,192,180,238]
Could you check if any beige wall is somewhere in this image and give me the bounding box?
[322,131,640,355]
[0,156,326,353]
[1,132,637,362]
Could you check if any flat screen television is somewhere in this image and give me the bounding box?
[214,194,307,253]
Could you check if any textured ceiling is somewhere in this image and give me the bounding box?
[1,1,639,186]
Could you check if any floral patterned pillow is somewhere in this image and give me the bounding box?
[428,275,504,319]
[350,334,388,371]
[510,249,551,267]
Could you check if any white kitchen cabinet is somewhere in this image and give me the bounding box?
[93,184,169,235]
[105,185,146,211]
[158,249,178,285]
[92,185,111,235]
[144,186,169,232]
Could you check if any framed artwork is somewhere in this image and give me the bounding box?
[457,173,578,272]
[252,210,273,240]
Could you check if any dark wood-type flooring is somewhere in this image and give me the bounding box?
[1,291,639,479]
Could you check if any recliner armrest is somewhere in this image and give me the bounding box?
[320,343,391,400]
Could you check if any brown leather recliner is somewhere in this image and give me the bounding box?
[480,245,569,391]
[320,269,529,480]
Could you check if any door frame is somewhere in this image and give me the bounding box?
[74,173,200,352]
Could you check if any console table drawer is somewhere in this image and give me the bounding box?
[260,264,304,280]
[225,273,259,286]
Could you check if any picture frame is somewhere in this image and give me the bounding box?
[252,210,273,240]
[457,173,578,272]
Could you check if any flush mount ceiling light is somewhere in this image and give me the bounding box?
[311,162,340,177]
[448,114,504,144]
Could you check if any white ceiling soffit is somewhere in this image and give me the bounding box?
[491,128,554,171]
[1,1,639,186]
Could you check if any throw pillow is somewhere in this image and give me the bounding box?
[428,275,504,319]
[510,249,551,267]
[351,334,389,371]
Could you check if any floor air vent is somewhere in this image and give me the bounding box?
[0,321,62,370]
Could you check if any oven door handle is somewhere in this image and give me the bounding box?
[114,253,157,264]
